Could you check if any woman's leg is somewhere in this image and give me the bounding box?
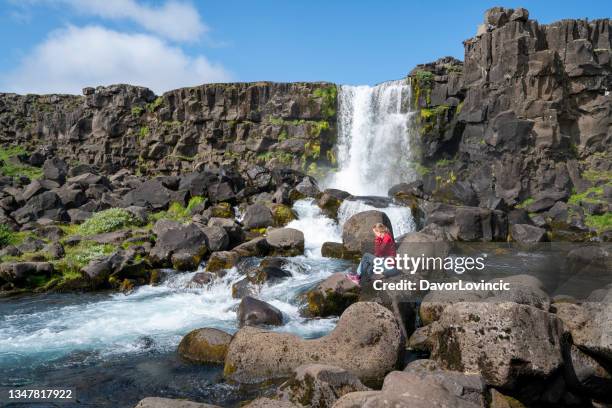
[358,253,376,280]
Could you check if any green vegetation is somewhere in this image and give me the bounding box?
[435,158,454,167]
[55,241,116,279]
[412,70,435,106]
[415,163,431,176]
[139,126,150,138]
[309,120,330,137]
[278,130,288,142]
[585,213,612,232]
[0,224,15,247]
[78,208,139,236]
[150,196,205,223]
[257,151,293,165]
[418,105,449,137]
[568,186,605,205]
[304,141,321,161]
[313,86,338,118]
[131,106,144,116]
[0,146,43,179]
[146,97,164,113]
[516,197,535,209]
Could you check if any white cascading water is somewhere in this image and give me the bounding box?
[327,80,416,196]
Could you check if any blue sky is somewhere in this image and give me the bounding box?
[0,0,609,94]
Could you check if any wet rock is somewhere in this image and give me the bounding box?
[317,189,350,220]
[302,272,359,317]
[206,251,240,273]
[199,226,229,252]
[277,364,370,407]
[510,224,547,243]
[427,302,565,388]
[150,222,208,270]
[177,327,232,364]
[271,203,297,226]
[134,397,221,408]
[232,277,259,299]
[0,262,53,286]
[186,272,215,288]
[320,242,360,262]
[237,296,283,327]
[224,302,402,385]
[249,265,291,285]
[233,237,270,257]
[266,228,304,256]
[294,177,320,198]
[342,210,393,253]
[242,203,274,229]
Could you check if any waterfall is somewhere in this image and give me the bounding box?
[326,80,416,196]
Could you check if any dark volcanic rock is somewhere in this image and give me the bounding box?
[237,296,284,327]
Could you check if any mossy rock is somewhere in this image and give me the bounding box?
[206,251,240,273]
[271,204,297,227]
[302,273,360,317]
[320,242,361,262]
[210,202,234,218]
[178,328,232,364]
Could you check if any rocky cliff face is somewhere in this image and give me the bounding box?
[0,82,337,176]
[409,7,611,208]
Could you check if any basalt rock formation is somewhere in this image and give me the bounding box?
[0,82,337,176]
[405,7,611,240]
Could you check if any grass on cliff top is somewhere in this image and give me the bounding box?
[0,146,43,179]
[568,186,606,205]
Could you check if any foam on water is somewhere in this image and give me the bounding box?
[0,200,347,368]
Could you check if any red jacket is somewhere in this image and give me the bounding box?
[374,232,396,260]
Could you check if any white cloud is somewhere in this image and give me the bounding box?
[16,0,207,42]
[1,25,232,95]
[62,0,207,42]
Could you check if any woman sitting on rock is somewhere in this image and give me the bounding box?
[348,223,398,284]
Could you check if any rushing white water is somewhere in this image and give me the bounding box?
[337,200,416,237]
[0,200,346,366]
[326,80,416,196]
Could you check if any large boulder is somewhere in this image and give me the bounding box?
[233,237,270,257]
[177,328,233,364]
[224,302,402,385]
[563,344,612,401]
[42,158,68,183]
[123,180,180,210]
[206,251,240,273]
[199,225,229,252]
[12,191,66,224]
[266,228,304,256]
[149,222,208,270]
[317,189,351,220]
[426,204,507,241]
[333,369,480,408]
[427,302,565,388]
[237,296,284,327]
[0,262,53,286]
[242,203,274,229]
[342,210,393,253]
[302,272,360,317]
[402,359,487,407]
[277,364,370,407]
[510,224,548,243]
[554,301,612,363]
